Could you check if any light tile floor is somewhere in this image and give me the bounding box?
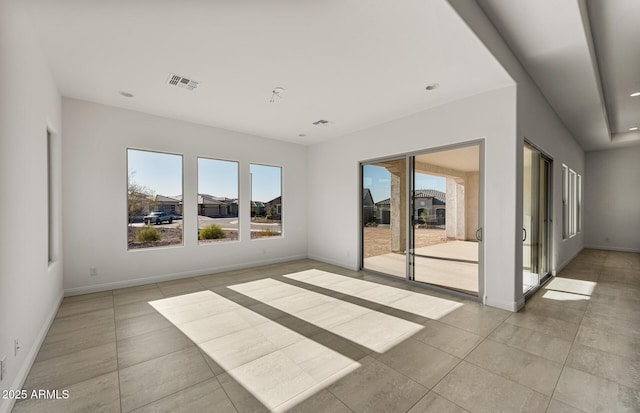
[12,249,640,413]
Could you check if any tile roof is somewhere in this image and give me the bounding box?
[414,189,446,202]
[375,189,446,206]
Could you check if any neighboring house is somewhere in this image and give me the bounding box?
[413,189,445,225]
[375,189,445,225]
[150,194,182,215]
[363,188,375,224]
[375,198,392,225]
[251,201,266,217]
[197,194,238,218]
[265,196,282,220]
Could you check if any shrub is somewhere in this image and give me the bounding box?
[199,224,226,240]
[257,229,280,237]
[137,225,161,242]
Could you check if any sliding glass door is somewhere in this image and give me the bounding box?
[362,158,407,278]
[409,145,481,295]
[361,142,483,297]
[523,143,552,294]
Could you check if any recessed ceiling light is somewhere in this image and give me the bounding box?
[119,91,134,98]
[630,127,639,131]
[425,83,440,91]
[630,92,640,97]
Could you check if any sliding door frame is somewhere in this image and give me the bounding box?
[523,140,554,298]
[359,139,485,302]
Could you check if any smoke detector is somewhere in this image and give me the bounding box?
[167,73,200,91]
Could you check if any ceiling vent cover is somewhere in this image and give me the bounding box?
[167,73,199,91]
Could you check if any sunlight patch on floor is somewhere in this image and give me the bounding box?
[541,289,591,302]
[149,290,360,412]
[229,277,424,353]
[545,277,597,296]
[285,269,464,319]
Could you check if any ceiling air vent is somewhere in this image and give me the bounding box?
[312,119,330,126]
[167,73,199,91]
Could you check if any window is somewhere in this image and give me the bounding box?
[569,169,576,237]
[577,174,582,233]
[47,130,54,264]
[250,164,282,239]
[197,158,239,244]
[562,164,581,239]
[127,149,183,249]
[562,165,568,239]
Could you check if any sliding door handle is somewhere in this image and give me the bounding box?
[476,228,482,241]
[523,228,527,242]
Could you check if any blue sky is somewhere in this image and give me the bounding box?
[363,164,445,203]
[250,164,281,202]
[128,150,281,202]
[198,158,238,198]
[128,149,182,197]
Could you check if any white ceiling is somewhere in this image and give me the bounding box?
[477,0,640,151]
[23,0,513,146]
[415,145,480,172]
[587,0,640,139]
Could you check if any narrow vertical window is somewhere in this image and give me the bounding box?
[47,130,54,264]
[577,174,582,233]
[250,164,282,239]
[562,165,568,239]
[197,158,239,243]
[569,169,577,237]
[127,149,183,249]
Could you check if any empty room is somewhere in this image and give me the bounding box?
[1,0,638,412]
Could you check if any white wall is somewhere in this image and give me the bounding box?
[307,86,519,311]
[0,1,62,411]
[307,0,588,312]
[448,0,585,286]
[585,147,640,252]
[62,98,308,294]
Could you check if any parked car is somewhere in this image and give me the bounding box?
[143,211,173,225]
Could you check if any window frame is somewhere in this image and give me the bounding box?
[196,157,240,245]
[126,148,184,250]
[250,163,283,240]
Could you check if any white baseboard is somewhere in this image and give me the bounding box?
[556,247,584,273]
[307,254,359,271]
[64,254,308,296]
[0,291,63,413]
[584,244,640,253]
[485,295,524,312]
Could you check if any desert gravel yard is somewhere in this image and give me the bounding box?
[363,226,448,258]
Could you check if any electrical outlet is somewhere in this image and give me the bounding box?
[1,355,6,381]
[14,338,20,356]
[90,267,98,276]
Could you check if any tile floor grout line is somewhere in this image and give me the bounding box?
[460,343,555,400]
[18,252,638,412]
[195,346,243,413]
[213,374,243,413]
[112,292,124,413]
[486,323,574,365]
[126,374,222,413]
[545,254,606,413]
[424,314,510,411]
[553,266,640,392]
